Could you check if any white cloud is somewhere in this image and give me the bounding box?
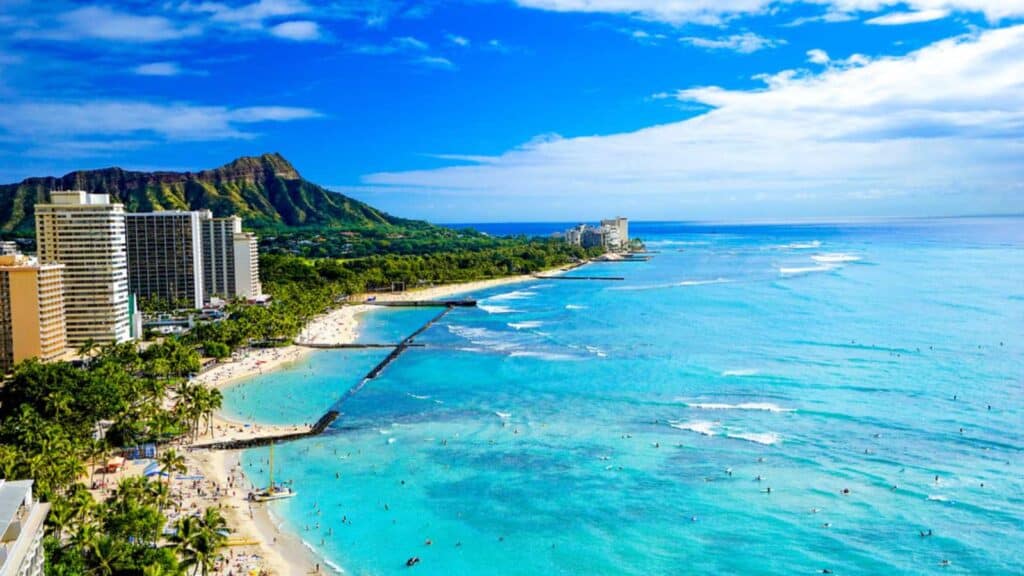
[415,56,457,70]
[513,0,1024,24]
[191,0,310,26]
[133,62,185,76]
[269,20,321,40]
[865,8,950,24]
[44,5,202,42]
[396,36,429,50]
[360,25,1024,219]
[353,36,429,54]
[0,100,320,142]
[446,34,471,47]
[681,32,783,54]
[806,48,831,64]
[485,39,511,53]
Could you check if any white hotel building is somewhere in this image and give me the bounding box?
[34,192,131,345]
[0,480,49,576]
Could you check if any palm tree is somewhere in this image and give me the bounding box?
[89,535,126,576]
[47,498,76,541]
[142,564,169,576]
[77,338,98,358]
[169,516,200,574]
[202,506,227,536]
[157,448,186,485]
[146,479,172,515]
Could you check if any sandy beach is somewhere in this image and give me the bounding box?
[184,264,582,574]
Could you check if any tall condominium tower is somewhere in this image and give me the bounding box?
[34,191,130,345]
[0,255,66,372]
[125,211,204,309]
[199,211,262,300]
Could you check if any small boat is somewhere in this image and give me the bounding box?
[249,443,296,502]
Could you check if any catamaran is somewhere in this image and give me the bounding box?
[248,442,296,502]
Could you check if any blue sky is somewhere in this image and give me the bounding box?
[0,1,1022,222]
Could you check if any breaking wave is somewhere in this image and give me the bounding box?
[508,321,544,330]
[683,401,795,413]
[812,253,862,264]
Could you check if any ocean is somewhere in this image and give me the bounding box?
[222,218,1024,575]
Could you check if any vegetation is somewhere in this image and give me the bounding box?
[0,339,222,575]
[0,152,424,234]
[0,167,604,574]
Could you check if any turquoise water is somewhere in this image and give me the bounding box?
[231,219,1023,575]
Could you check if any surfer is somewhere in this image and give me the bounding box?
[920,529,933,537]
[406,557,420,567]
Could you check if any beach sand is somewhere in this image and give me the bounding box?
[188,264,582,574]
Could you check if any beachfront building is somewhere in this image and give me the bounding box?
[233,231,261,299]
[34,192,131,345]
[0,480,50,576]
[0,255,66,373]
[564,217,629,252]
[199,211,262,301]
[601,217,629,250]
[126,211,204,309]
[0,242,18,256]
[581,227,606,249]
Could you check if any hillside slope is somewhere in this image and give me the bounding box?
[0,153,423,233]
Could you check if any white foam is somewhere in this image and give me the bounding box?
[487,290,537,302]
[721,369,758,377]
[685,401,795,413]
[508,321,544,330]
[779,264,834,276]
[727,431,781,445]
[495,411,511,419]
[508,350,577,361]
[478,304,517,314]
[783,240,822,249]
[387,437,396,444]
[300,541,344,575]
[611,277,731,291]
[812,253,862,264]
[669,420,718,436]
[565,304,587,310]
[407,393,430,400]
[927,494,950,502]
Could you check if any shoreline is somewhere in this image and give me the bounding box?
[194,263,583,574]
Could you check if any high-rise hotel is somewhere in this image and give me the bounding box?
[126,211,204,309]
[0,255,66,373]
[199,211,261,300]
[34,192,131,345]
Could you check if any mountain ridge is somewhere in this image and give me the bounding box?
[0,153,422,234]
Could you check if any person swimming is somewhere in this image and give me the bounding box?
[920,529,933,537]
[405,557,420,567]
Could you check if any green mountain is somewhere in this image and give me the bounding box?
[0,153,424,234]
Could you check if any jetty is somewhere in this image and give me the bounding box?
[365,299,476,307]
[190,409,340,451]
[192,306,456,451]
[533,275,624,281]
[296,343,424,350]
